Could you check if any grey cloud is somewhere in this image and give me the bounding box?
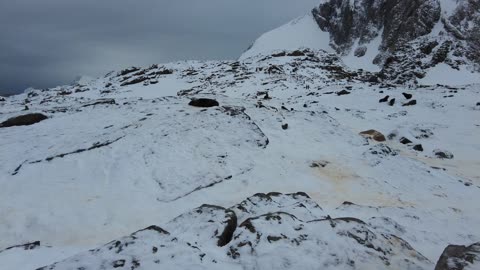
[0,0,318,95]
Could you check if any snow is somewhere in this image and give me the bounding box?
[438,0,461,16]
[419,63,480,85]
[240,14,333,60]
[1,34,480,270]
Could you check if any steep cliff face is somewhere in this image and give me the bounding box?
[312,0,480,83]
[312,0,441,54]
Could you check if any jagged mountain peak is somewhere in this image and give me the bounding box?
[242,0,480,85]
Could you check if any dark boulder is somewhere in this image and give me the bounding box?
[403,100,417,106]
[389,98,396,106]
[402,92,413,99]
[282,123,289,130]
[354,46,367,57]
[434,150,454,159]
[434,242,480,270]
[359,129,386,142]
[413,144,424,152]
[0,113,48,128]
[188,98,219,108]
[82,98,116,107]
[399,137,412,144]
[336,90,351,96]
[379,95,389,103]
[287,50,306,56]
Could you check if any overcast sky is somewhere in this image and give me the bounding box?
[0,0,319,95]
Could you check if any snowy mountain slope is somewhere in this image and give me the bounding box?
[1,49,480,269]
[242,0,480,84]
[239,14,334,60]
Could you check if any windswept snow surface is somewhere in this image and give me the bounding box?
[419,63,480,86]
[1,50,480,269]
[240,14,333,60]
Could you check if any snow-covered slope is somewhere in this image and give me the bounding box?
[1,49,480,269]
[240,14,333,60]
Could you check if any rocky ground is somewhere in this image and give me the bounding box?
[0,48,479,269]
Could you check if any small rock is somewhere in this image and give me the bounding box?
[112,259,126,268]
[402,100,417,106]
[354,46,367,57]
[359,129,386,142]
[413,144,424,152]
[379,95,389,103]
[434,150,454,159]
[82,98,116,107]
[399,137,412,144]
[402,93,413,99]
[476,102,480,106]
[282,123,289,130]
[0,113,48,128]
[389,98,396,106]
[336,90,351,96]
[188,98,219,108]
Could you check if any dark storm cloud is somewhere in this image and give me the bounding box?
[0,0,318,95]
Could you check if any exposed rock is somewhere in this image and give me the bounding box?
[272,51,287,57]
[287,50,306,56]
[1,241,41,252]
[379,95,389,103]
[367,143,398,157]
[37,192,431,270]
[403,92,413,99]
[389,98,396,106]
[311,0,480,83]
[400,137,412,144]
[228,213,430,269]
[0,113,48,128]
[413,144,424,152]
[403,100,417,106]
[434,150,454,159]
[281,123,289,130]
[120,76,148,86]
[118,67,140,76]
[359,129,386,142]
[0,96,5,101]
[434,242,480,270]
[354,46,367,57]
[336,89,351,96]
[312,0,441,55]
[188,98,219,108]
[82,98,116,107]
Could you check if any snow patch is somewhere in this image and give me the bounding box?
[240,14,333,60]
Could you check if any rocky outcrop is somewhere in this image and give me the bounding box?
[434,242,480,270]
[312,0,440,54]
[0,113,48,128]
[312,0,480,83]
[36,192,432,270]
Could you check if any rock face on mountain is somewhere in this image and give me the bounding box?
[434,242,480,270]
[312,0,480,83]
